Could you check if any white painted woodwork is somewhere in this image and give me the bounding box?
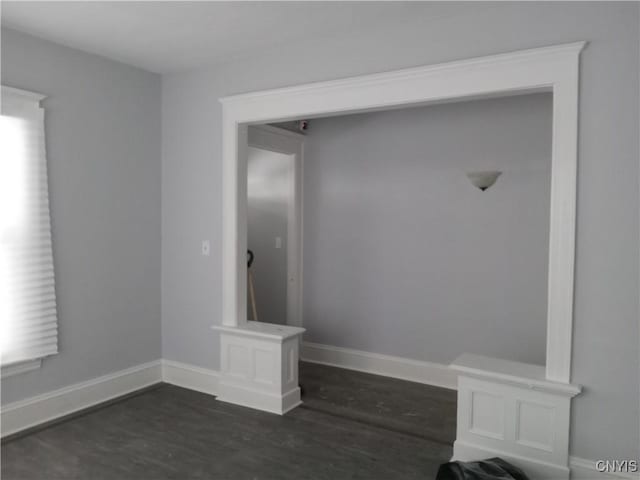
[301,341,457,390]
[161,360,220,396]
[212,322,305,415]
[451,354,581,479]
[218,43,585,465]
[0,357,621,478]
[220,41,585,385]
[1,360,162,437]
[1,359,43,379]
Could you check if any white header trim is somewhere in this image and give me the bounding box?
[2,85,47,103]
[219,42,586,385]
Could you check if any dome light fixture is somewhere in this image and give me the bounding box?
[466,171,502,191]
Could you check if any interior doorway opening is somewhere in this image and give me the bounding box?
[248,92,552,370]
[220,43,583,385]
[246,126,304,327]
[247,147,294,324]
[218,42,584,478]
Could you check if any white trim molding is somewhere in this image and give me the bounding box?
[1,85,46,102]
[220,41,586,385]
[1,359,43,379]
[301,341,457,390]
[0,357,628,480]
[161,359,219,396]
[212,322,305,415]
[1,360,162,437]
[451,354,581,480]
[0,360,223,439]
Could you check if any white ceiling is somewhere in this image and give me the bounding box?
[1,1,484,74]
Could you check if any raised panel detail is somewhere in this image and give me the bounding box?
[287,346,295,384]
[453,358,580,479]
[228,344,249,377]
[254,349,275,384]
[516,400,555,452]
[214,324,305,415]
[470,391,504,440]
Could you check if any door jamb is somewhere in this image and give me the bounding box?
[247,125,304,327]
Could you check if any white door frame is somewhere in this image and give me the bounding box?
[220,41,586,384]
[247,125,304,327]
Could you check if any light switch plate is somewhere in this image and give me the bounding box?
[202,240,210,256]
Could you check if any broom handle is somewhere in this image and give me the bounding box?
[248,269,258,322]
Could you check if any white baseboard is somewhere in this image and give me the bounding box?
[217,384,301,415]
[161,359,219,396]
[2,356,629,480]
[570,457,640,480]
[1,360,162,438]
[301,341,457,390]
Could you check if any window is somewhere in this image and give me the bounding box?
[1,86,58,375]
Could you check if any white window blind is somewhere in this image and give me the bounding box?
[1,86,58,367]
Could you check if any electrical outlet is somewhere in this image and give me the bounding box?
[275,237,282,249]
[202,240,210,256]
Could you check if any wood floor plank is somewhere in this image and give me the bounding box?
[1,362,456,479]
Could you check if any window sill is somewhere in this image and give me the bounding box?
[1,359,42,379]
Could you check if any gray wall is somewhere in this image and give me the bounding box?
[247,146,291,325]
[161,2,639,460]
[1,29,162,404]
[302,94,551,366]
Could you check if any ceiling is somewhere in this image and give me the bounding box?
[1,2,486,74]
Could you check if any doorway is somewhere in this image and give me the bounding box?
[217,44,585,477]
[221,42,584,384]
[247,125,304,327]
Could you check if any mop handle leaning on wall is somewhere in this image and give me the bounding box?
[247,250,258,322]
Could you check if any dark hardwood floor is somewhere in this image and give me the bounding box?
[300,362,457,445]
[1,362,457,480]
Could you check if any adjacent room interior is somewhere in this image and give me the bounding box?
[1,2,638,480]
[248,93,552,368]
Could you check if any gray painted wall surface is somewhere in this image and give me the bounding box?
[1,29,162,404]
[301,94,551,366]
[247,147,291,325]
[162,3,639,459]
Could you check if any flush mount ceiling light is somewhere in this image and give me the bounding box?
[466,171,502,191]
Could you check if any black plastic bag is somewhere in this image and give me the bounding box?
[436,457,530,480]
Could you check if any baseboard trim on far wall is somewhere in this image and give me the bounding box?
[1,360,162,438]
[161,359,219,396]
[301,341,458,390]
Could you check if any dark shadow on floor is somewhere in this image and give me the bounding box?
[299,361,457,445]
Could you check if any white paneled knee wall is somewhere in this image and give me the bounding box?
[212,322,305,415]
[451,354,581,479]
